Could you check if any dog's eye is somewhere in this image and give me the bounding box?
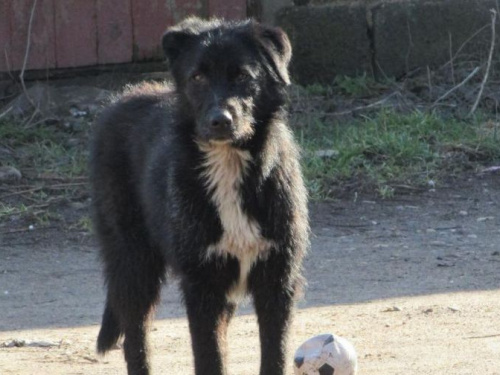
[190,73,206,83]
[235,71,252,83]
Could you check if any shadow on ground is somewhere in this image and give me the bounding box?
[1,174,499,331]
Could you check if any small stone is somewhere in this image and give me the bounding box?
[1,339,25,347]
[0,166,22,181]
[0,339,59,348]
[70,201,88,210]
[69,107,87,117]
[482,166,500,173]
[437,262,454,267]
[25,340,59,348]
[477,216,494,222]
[382,306,401,312]
[314,149,339,159]
[430,241,447,246]
[448,306,460,312]
[66,138,81,147]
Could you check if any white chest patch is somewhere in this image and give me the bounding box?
[199,142,274,302]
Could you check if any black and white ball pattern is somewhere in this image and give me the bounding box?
[294,333,358,375]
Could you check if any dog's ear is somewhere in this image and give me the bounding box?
[162,17,207,66]
[162,30,196,66]
[254,25,292,85]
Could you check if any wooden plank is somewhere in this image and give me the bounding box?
[131,0,173,61]
[9,0,56,71]
[207,0,247,20]
[55,0,98,68]
[172,0,204,22]
[0,1,11,72]
[97,0,133,64]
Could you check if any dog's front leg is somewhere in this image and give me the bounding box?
[250,252,297,375]
[181,276,236,375]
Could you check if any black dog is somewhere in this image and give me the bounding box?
[90,17,309,375]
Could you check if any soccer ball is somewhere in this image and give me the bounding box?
[293,333,358,375]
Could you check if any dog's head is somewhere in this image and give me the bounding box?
[162,17,292,144]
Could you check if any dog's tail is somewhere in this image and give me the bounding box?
[97,305,122,354]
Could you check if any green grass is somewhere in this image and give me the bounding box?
[2,97,500,207]
[302,74,384,98]
[70,215,93,233]
[296,110,500,199]
[0,118,89,228]
[334,73,377,97]
[0,119,88,178]
[0,202,29,219]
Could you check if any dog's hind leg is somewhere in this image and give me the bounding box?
[97,303,121,353]
[97,231,165,375]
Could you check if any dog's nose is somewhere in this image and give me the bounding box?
[209,109,233,129]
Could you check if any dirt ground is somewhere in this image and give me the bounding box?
[1,172,499,374]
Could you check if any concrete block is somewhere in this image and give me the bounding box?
[262,0,294,24]
[277,3,371,85]
[373,0,497,78]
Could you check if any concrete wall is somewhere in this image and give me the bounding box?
[277,0,498,84]
[277,3,371,83]
[2,0,495,81]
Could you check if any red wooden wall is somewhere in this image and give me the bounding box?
[0,0,247,73]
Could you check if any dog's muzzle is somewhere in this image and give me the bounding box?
[203,108,234,141]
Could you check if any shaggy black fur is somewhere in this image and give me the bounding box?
[91,17,309,375]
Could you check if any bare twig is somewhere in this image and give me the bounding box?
[22,106,39,126]
[0,187,43,200]
[0,182,86,200]
[45,182,88,189]
[35,175,88,182]
[3,47,15,81]
[0,226,56,235]
[465,333,500,339]
[19,0,39,116]
[405,20,414,74]
[432,66,480,106]
[470,9,497,116]
[0,106,13,119]
[448,32,455,85]
[375,60,391,82]
[326,92,398,116]
[441,24,489,70]
[0,204,49,218]
[427,66,433,97]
